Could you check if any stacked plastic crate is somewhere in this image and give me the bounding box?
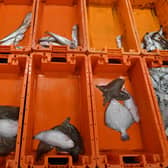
[0,0,167,168]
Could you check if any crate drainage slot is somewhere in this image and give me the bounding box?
[108,59,121,64]
[123,156,140,164]
[48,157,69,165]
[51,57,66,62]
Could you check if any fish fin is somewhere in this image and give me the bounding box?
[36,141,53,161]
[61,117,71,126]
[121,131,130,141]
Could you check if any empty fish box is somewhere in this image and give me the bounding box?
[130,0,168,55]
[0,0,36,53]
[33,0,86,53]
[143,56,168,166]
[20,53,96,168]
[88,54,168,168]
[0,55,28,168]
[84,0,139,54]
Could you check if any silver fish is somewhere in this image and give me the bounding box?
[71,24,79,49]
[116,35,122,48]
[123,90,140,123]
[0,12,32,44]
[39,41,62,48]
[45,31,72,46]
[105,99,134,140]
[38,36,56,43]
[0,33,24,46]
[149,67,168,136]
[143,26,168,51]
[143,32,156,51]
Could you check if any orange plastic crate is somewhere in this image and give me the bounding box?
[33,0,86,53]
[84,0,139,54]
[130,0,168,55]
[20,53,96,168]
[88,54,167,168]
[0,54,28,168]
[0,0,36,53]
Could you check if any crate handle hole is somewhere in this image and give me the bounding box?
[123,156,140,164]
[108,59,121,64]
[48,157,69,165]
[0,58,8,63]
[163,61,168,65]
[51,57,66,62]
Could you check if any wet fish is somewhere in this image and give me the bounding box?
[0,136,16,156]
[142,25,168,51]
[123,90,140,123]
[105,99,134,141]
[149,67,168,136]
[0,119,18,137]
[96,78,130,105]
[71,24,79,49]
[38,36,56,43]
[33,117,83,162]
[0,12,32,45]
[116,35,122,48]
[143,32,156,51]
[39,41,62,48]
[45,31,72,46]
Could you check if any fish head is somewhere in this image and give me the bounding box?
[23,12,32,25]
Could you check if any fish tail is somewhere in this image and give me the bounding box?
[96,85,104,92]
[121,131,130,141]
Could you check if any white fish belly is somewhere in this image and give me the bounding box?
[124,97,140,122]
[39,130,74,149]
[105,99,133,132]
[0,119,18,137]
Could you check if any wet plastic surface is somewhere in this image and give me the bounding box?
[89,54,167,167]
[20,53,95,168]
[33,0,86,52]
[130,0,168,54]
[0,55,28,168]
[85,0,139,53]
[0,0,35,53]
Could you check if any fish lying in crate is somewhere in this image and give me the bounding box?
[33,117,84,162]
[0,12,32,47]
[142,25,168,51]
[38,24,79,49]
[96,77,140,141]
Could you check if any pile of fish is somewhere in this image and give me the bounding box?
[142,25,168,51]
[0,12,32,46]
[33,117,83,162]
[149,67,168,136]
[0,106,19,156]
[38,24,79,49]
[96,77,140,141]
